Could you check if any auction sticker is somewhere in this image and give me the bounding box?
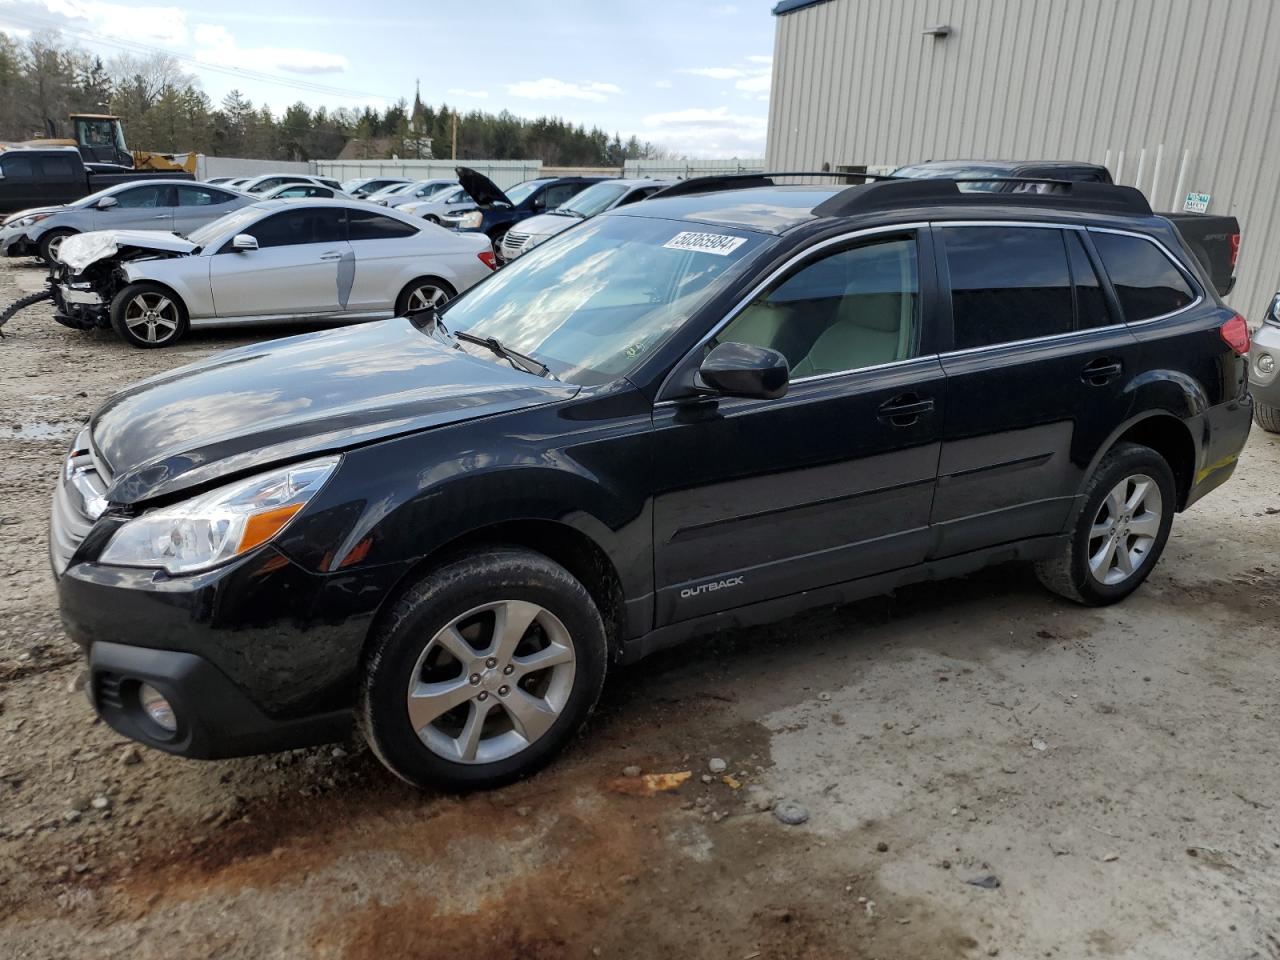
[663,231,746,256]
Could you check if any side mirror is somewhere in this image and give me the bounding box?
[96,195,118,209]
[531,195,547,211]
[231,233,259,252]
[696,341,789,400]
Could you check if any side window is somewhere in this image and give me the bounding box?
[247,208,345,248]
[177,186,231,206]
[716,235,920,378]
[347,210,419,241]
[1,155,36,179]
[943,226,1073,349]
[114,185,171,208]
[40,156,79,181]
[541,183,579,209]
[1091,232,1195,321]
[1066,232,1111,329]
[616,188,655,207]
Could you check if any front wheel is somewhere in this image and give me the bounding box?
[358,548,608,791]
[1035,442,1176,606]
[109,283,189,348]
[1256,401,1280,434]
[39,229,76,265]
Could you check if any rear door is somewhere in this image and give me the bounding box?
[92,183,175,231]
[172,184,240,234]
[651,227,946,624]
[208,207,349,318]
[929,222,1141,557]
[345,209,424,313]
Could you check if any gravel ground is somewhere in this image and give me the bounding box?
[1,256,1278,959]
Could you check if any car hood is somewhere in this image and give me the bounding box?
[513,212,579,237]
[58,230,197,272]
[2,204,67,226]
[89,318,578,505]
[456,167,510,207]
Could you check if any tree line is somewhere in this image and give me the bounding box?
[0,33,675,165]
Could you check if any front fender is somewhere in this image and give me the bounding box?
[122,257,212,317]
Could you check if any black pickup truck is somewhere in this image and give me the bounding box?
[892,160,1240,297]
[0,146,192,215]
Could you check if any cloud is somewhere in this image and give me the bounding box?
[447,88,489,99]
[192,22,346,75]
[640,105,767,158]
[681,67,745,80]
[746,55,773,65]
[735,73,771,94]
[43,0,188,44]
[506,78,621,102]
[0,23,32,36]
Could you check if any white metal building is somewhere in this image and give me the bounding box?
[764,0,1280,319]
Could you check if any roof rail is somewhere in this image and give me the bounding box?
[812,178,1152,217]
[649,170,870,199]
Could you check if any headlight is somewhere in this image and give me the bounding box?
[13,213,51,229]
[99,456,339,574]
[455,210,483,230]
[1266,294,1280,327]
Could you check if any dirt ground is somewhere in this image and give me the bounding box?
[0,256,1277,960]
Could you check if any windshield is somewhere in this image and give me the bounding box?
[187,207,262,246]
[421,181,456,198]
[372,182,412,197]
[558,182,629,218]
[892,163,1008,192]
[441,215,771,385]
[503,179,551,206]
[341,178,369,192]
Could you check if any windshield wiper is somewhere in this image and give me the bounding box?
[557,208,586,219]
[455,330,558,380]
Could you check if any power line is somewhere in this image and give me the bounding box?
[0,10,402,103]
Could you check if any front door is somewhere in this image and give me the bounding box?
[929,223,1141,557]
[651,229,945,625]
[209,207,349,318]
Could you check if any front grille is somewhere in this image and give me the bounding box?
[50,431,110,577]
[502,231,530,254]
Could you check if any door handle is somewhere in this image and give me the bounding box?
[877,393,935,426]
[1081,358,1122,385]
[152,214,168,219]
[319,251,343,261]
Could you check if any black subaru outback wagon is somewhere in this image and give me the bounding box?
[52,175,1253,790]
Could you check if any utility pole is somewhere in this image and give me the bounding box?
[451,111,458,161]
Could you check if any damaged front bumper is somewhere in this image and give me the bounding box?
[0,225,37,258]
[51,279,110,330]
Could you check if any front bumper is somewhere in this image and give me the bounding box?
[0,225,37,257]
[59,547,409,759]
[1248,322,1280,406]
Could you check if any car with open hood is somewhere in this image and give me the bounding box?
[497,178,672,261]
[443,167,610,255]
[0,179,255,264]
[48,197,496,347]
[52,173,1253,791]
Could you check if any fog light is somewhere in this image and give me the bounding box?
[138,683,176,733]
[1259,353,1276,374]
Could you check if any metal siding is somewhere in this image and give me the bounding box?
[765,0,1280,319]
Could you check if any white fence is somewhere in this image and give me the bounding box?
[196,155,309,180]
[312,159,541,190]
[623,158,765,179]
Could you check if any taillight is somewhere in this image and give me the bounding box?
[478,250,497,270]
[1230,233,1241,267]
[1219,313,1250,355]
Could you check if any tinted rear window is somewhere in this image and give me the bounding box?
[1091,232,1195,321]
[943,226,1074,349]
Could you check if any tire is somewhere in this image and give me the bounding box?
[359,547,609,791]
[488,226,510,263]
[1035,442,1176,606]
[1256,401,1280,434]
[423,215,440,225]
[38,229,76,265]
[109,282,189,348]
[395,276,456,317]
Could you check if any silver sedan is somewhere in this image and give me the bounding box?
[0,180,256,264]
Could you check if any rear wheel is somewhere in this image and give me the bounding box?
[1035,442,1176,605]
[359,548,608,791]
[39,229,76,265]
[395,277,456,316]
[1256,402,1280,434]
[109,283,189,348]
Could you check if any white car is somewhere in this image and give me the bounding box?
[498,179,672,261]
[238,173,345,195]
[51,198,496,348]
[397,184,476,224]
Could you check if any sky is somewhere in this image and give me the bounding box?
[0,0,779,158]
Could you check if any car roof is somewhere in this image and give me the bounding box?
[610,186,840,235]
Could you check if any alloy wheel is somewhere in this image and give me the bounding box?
[123,293,180,344]
[405,600,576,764]
[46,234,66,261]
[406,284,449,313]
[1088,473,1163,585]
